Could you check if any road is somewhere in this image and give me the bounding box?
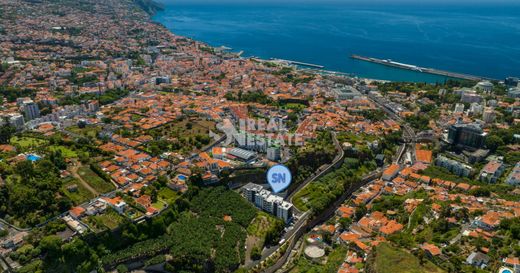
[257,95,414,272]
[247,131,345,270]
[261,170,382,273]
[367,94,417,165]
[286,131,344,203]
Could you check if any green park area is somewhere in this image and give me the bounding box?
[77,165,115,193]
[10,136,48,150]
[157,187,179,204]
[150,117,215,138]
[144,117,215,155]
[61,177,95,205]
[84,209,126,232]
[293,158,376,212]
[49,145,78,158]
[67,125,102,139]
[372,243,444,273]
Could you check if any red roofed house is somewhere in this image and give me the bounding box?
[379,220,403,236]
[421,243,441,257]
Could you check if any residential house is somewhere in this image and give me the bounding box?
[479,160,505,183]
[466,252,490,269]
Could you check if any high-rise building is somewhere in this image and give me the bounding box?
[505,77,519,88]
[435,155,473,177]
[23,100,40,121]
[242,183,293,223]
[482,108,496,123]
[8,114,25,130]
[267,146,281,161]
[469,103,483,116]
[447,123,487,149]
[461,91,482,103]
[454,103,465,114]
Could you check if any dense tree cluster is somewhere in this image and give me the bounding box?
[0,86,36,102]
[190,186,257,227]
[224,90,273,105]
[100,186,255,272]
[286,131,336,193]
[0,159,72,227]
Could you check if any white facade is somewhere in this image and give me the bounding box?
[506,162,520,186]
[482,108,496,123]
[23,100,40,121]
[454,103,465,114]
[242,183,293,223]
[267,147,281,161]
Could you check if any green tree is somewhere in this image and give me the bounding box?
[116,264,128,273]
[485,135,504,151]
[0,123,15,144]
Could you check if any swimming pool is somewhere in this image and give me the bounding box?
[178,175,187,181]
[26,154,41,161]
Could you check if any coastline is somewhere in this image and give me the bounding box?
[151,2,520,83]
[146,11,409,84]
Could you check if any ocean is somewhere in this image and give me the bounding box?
[153,1,520,83]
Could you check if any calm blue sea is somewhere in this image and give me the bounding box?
[153,1,520,83]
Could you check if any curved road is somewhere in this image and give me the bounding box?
[262,170,382,273]
[287,131,344,203]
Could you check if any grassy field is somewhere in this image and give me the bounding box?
[420,166,474,184]
[49,145,78,158]
[77,166,115,193]
[293,159,374,212]
[10,136,48,150]
[67,125,102,138]
[247,212,280,236]
[246,211,283,251]
[373,243,444,273]
[84,209,125,232]
[152,201,166,211]
[157,187,179,204]
[61,177,95,205]
[150,118,216,138]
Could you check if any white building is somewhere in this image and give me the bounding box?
[242,183,293,223]
[506,162,520,186]
[436,155,473,177]
[469,103,483,116]
[99,197,127,214]
[267,147,281,161]
[8,114,25,130]
[475,81,494,93]
[23,100,40,121]
[479,160,505,183]
[454,103,465,114]
[482,108,496,123]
